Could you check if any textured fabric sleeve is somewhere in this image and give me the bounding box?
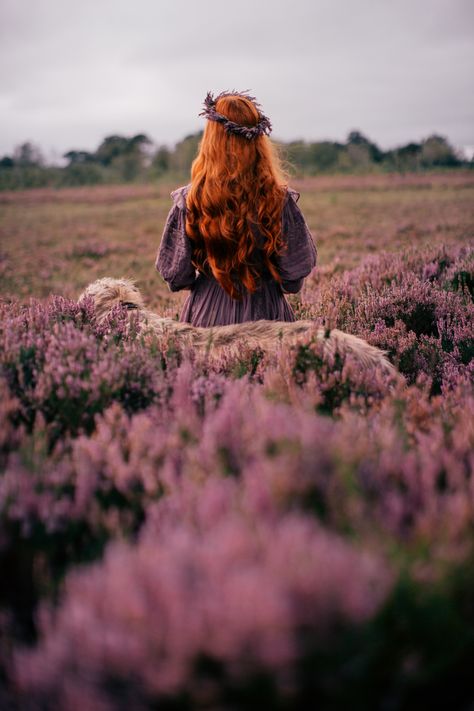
[275,188,318,294]
[155,186,197,292]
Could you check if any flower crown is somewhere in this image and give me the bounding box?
[198,89,272,140]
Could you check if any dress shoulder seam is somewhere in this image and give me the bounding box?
[286,187,300,203]
[170,183,191,209]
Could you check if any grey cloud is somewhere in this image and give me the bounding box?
[0,0,472,158]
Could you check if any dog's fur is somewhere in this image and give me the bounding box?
[77,277,397,376]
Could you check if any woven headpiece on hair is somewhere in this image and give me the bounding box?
[198,89,272,140]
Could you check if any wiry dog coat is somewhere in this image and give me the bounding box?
[77,277,397,376]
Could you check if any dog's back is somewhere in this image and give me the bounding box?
[78,277,398,377]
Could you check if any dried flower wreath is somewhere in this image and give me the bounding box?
[198,89,272,140]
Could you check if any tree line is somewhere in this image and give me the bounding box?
[0,129,471,191]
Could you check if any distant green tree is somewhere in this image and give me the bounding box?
[397,142,422,159]
[169,132,203,174]
[93,134,152,167]
[129,133,153,153]
[420,135,461,167]
[94,135,130,166]
[0,156,14,168]
[12,141,45,167]
[284,141,311,175]
[309,141,344,171]
[284,140,346,174]
[347,130,369,144]
[93,133,153,180]
[62,162,104,186]
[386,142,422,172]
[346,142,371,169]
[111,153,142,181]
[151,145,171,175]
[347,130,384,163]
[63,150,96,166]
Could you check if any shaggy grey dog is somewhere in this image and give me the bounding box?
[77,276,397,376]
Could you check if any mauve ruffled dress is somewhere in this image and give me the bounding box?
[155,183,317,327]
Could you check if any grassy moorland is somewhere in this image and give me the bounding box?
[1,172,473,312]
[0,172,473,710]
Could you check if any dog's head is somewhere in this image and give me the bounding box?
[77,277,145,321]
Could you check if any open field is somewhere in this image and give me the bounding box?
[1,172,473,314]
[1,172,474,710]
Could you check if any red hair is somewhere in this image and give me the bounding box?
[185,94,290,300]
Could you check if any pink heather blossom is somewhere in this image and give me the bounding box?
[0,240,473,707]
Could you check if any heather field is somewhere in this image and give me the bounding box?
[1,172,474,710]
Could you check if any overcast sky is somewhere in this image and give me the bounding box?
[1,0,473,162]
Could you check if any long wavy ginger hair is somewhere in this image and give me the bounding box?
[185,94,290,300]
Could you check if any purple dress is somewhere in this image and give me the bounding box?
[155,183,317,327]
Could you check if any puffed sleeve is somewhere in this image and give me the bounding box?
[275,187,317,294]
[155,186,197,292]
